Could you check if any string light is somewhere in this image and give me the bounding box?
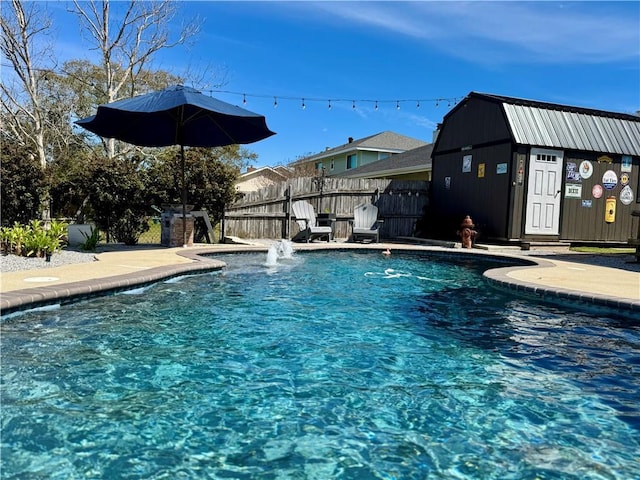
[208,89,462,111]
[0,63,463,111]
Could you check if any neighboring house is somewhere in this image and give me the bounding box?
[341,143,434,181]
[236,166,291,193]
[290,131,428,176]
[430,91,640,243]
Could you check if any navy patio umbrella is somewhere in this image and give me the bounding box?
[76,84,275,245]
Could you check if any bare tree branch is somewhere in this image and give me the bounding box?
[0,0,54,168]
[69,0,201,158]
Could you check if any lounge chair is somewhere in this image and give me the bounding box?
[350,203,383,243]
[292,200,332,243]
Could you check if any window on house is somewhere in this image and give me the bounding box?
[346,154,357,169]
[379,152,390,160]
[330,160,335,171]
[315,162,323,172]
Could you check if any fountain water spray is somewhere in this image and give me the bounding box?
[265,240,295,266]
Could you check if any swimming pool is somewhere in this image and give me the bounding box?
[2,250,639,479]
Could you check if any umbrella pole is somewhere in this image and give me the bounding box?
[181,144,187,247]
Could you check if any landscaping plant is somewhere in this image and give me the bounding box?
[80,227,102,251]
[0,220,68,257]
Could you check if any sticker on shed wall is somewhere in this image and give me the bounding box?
[517,155,525,185]
[620,173,630,186]
[478,163,485,178]
[496,163,508,174]
[566,162,581,182]
[620,185,634,205]
[462,155,472,173]
[592,184,603,199]
[602,170,618,190]
[621,155,632,173]
[565,184,582,198]
[579,160,593,179]
[581,200,592,208]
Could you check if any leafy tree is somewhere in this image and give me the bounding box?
[61,59,185,159]
[1,0,205,225]
[87,156,150,245]
[147,145,255,224]
[0,140,45,225]
[41,59,185,221]
[46,150,95,221]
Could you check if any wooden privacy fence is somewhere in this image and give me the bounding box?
[224,177,430,240]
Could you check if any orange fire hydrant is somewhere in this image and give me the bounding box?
[457,215,477,249]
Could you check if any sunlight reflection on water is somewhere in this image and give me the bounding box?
[2,251,639,479]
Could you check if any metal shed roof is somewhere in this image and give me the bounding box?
[497,98,640,156]
[503,104,640,156]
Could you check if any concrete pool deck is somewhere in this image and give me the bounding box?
[1,240,639,315]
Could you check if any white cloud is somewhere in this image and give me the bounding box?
[303,1,639,65]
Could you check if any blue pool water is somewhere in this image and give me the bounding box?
[2,250,639,479]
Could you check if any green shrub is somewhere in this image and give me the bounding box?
[1,220,68,257]
[0,143,46,226]
[81,227,102,251]
[88,157,150,245]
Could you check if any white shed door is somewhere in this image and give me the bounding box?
[525,148,563,235]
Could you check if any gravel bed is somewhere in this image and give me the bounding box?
[0,249,98,273]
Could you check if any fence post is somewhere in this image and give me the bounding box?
[285,185,291,240]
[221,204,226,243]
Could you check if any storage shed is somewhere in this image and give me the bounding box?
[430,92,640,244]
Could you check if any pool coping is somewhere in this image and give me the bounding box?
[482,258,640,314]
[1,243,638,315]
[0,254,228,315]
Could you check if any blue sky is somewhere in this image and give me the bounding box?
[46,1,640,168]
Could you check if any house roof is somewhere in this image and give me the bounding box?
[342,143,433,178]
[461,92,640,156]
[238,166,290,180]
[291,131,428,165]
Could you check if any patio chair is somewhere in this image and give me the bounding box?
[350,203,383,243]
[292,200,332,243]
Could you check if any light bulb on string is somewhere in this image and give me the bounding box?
[208,88,464,114]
